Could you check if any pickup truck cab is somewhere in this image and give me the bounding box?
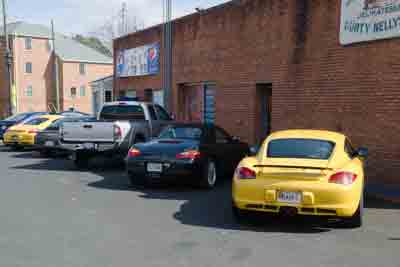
[60,101,174,168]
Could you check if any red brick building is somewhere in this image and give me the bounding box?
[0,22,113,116]
[114,0,400,185]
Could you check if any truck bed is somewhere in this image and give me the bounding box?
[61,121,115,143]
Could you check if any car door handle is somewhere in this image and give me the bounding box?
[83,125,93,129]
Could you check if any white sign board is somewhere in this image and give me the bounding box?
[116,43,160,77]
[340,0,400,45]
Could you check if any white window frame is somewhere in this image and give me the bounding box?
[25,37,32,50]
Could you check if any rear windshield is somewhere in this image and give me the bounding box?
[24,118,49,126]
[159,127,203,140]
[100,105,145,121]
[267,138,335,160]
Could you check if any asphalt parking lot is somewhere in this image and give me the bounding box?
[0,144,400,267]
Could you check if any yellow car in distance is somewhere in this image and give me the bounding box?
[232,130,368,228]
[3,115,63,148]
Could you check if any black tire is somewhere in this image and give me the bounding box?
[39,149,51,157]
[198,159,217,189]
[11,145,23,151]
[73,152,90,169]
[232,204,249,224]
[343,193,363,228]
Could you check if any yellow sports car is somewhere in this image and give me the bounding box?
[3,115,63,148]
[232,130,368,227]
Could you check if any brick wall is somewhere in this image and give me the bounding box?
[61,61,113,114]
[114,26,163,100]
[13,36,53,113]
[114,0,400,185]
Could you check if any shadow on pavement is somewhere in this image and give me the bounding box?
[8,150,375,234]
[88,172,334,233]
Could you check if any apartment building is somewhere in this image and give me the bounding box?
[0,22,113,116]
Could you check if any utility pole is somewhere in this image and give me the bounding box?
[120,2,127,36]
[51,20,60,112]
[163,0,172,111]
[1,0,14,116]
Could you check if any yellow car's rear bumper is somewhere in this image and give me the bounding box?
[3,132,35,146]
[232,177,362,218]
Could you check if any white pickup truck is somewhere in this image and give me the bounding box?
[60,101,174,168]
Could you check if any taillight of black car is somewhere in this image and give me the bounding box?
[176,150,201,160]
[128,148,141,157]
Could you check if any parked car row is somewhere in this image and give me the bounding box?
[0,102,369,228]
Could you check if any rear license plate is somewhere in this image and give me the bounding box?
[83,143,95,150]
[277,191,302,204]
[147,163,163,173]
[45,141,55,147]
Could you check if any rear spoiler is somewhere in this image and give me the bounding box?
[253,165,333,171]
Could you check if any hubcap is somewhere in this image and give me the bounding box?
[207,162,216,186]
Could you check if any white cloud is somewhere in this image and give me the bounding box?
[8,0,231,35]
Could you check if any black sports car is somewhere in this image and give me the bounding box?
[0,112,48,140]
[35,116,95,156]
[126,123,250,189]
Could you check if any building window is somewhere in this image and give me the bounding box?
[26,86,33,97]
[80,85,86,97]
[70,87,77,98]
[25,37,32,50]
[25,62,32,73]
[105,91,112,102]
[79,63,86,75]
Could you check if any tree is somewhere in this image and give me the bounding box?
[89,2,144,42]
[73,35,112,57]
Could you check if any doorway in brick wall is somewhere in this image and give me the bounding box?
[256,83,272,145]
[178,82,216,123]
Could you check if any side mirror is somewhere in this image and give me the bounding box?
[170,113,176,120]
[355,147,368,159]
[249,145,260,156]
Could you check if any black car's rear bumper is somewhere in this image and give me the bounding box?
[126,158,203,184]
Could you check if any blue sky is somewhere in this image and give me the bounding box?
[6,0,230,36]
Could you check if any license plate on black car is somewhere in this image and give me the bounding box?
[147,163,163,173]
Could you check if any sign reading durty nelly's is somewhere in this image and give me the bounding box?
[340,0,400,45]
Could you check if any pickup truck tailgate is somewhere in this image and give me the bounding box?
[61,122,115,143]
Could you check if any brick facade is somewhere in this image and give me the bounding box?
[114,0,400,185]
[61,61,113,113]
[0,34,113,115]
[13,36,53,113]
